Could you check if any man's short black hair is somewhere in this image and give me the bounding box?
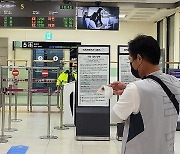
[128,35,160,65]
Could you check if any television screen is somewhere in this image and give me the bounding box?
[77,7,119,30]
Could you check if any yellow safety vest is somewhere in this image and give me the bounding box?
[56,70,77,86]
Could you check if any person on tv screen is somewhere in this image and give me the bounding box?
[89,7,105,29]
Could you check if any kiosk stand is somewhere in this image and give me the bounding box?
[76,45,110,141]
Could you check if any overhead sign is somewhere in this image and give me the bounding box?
[12,69,19,77]
[42,69,48,77]
[22,41,81,49]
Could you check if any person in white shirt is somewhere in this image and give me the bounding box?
[110,35,180,154]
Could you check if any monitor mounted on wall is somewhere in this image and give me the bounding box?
[77,6,119,30]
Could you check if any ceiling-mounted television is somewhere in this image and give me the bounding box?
[77,6,119,30]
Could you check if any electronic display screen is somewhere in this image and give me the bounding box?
[77,6,119,30]
[0,1,75,29]
[0,16,74,28]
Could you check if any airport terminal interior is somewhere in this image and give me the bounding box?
[0,0,180,153]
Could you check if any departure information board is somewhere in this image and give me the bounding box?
[0,16,74,28]
[0,1,75,29]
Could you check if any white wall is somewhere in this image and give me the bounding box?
[0,21,156,66]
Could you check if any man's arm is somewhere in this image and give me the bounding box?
[112,83,140,121]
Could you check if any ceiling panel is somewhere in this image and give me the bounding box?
[121,8,177,21]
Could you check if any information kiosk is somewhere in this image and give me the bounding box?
[76,45,110,141]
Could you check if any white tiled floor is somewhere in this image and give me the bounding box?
[1,106,180,154]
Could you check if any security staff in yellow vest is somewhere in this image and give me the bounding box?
[56,68,77,87]
[56,67,77,116]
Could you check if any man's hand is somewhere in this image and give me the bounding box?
[109,81,126,95]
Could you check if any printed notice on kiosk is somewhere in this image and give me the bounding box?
[118,46,137,84]
[78,46,110,106]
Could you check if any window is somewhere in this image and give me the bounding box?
[167,14,175,70]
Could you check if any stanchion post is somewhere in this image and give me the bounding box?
[56,68,60,108]
[54,85,69,130]
[39,87,58,139]
[0,88,12,143]
[0,66,2,108]
[4,85,18,132]
[0,90,1,108]
[11,82,22,122]
[47,87,51,137]
[57,88,60,109]
[27,67,31,111]
[0,91,8,143]
[30,91,33,112]
[30,67,33,112]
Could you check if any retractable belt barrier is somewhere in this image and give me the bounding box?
[5,87,49,124]
[6,88,49,93]
[2,78,57,83]
[1,87,59,141]
[1,66,61,141]
[6,87,49,112]
[1,66,60,111]
[50,88,62,96]
[2,78,57,112]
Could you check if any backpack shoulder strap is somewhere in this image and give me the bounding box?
[145,75,179,115]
